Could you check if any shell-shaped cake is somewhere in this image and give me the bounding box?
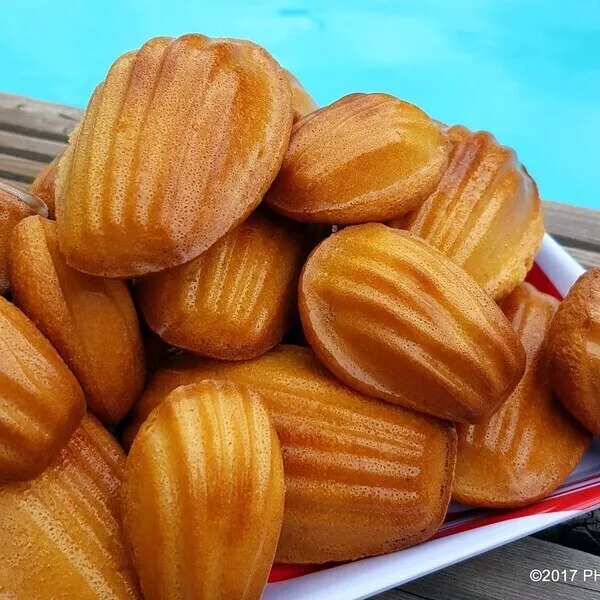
[454,284,590,508]
[137,209,306,360]
[299,223,526,422]
[122,380,284,600]
[390,125,544,300]
[121,346,457,564]
[264,93,448,224]
[0,180,48,294]
[0,296,85,483]
[56,34,293,277]
[284,69,318,121]
[29,153,62,218]
[0,414,142,599]
[547,268,600,434]
[8,216,146,425]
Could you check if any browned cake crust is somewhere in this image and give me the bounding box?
[284,69,318,121]
[56,34,293,277]
[453,283,591,508]
[136,209,306,360]
[390,125,544,300]
[0,180,48,294]
[121,345,456,564]
[8,215,146,425]
[0,414,142,599]
[29,152,62,218]
[122,380,284,599]
[264,93,448,224]
[0,296,85,483]
[547,268,600,434]
[298,223,526,422]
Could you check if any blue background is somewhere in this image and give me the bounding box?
[1,1,599,207]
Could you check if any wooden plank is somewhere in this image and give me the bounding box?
[0,129,66,162]
[0,93,82,141]
[543,200,600,254]
[0,153,50,183]
[373,537,600,599]
[562,245,600,270]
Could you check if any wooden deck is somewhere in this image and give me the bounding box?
[2,91,599,600]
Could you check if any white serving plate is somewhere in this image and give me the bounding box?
[264,234,600,600]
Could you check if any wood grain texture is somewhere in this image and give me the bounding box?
[0,129,67,160]
[564,246,600,269]
[373,537,600,599]
[0,93,83,140]
[542,200,600,253]
[0,152,51,183]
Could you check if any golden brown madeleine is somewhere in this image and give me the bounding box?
[548,268,600,434]
[284,69,318,121]
[121,346,456,564]
[56,34,293,278]
[454,283,590,508]
[299,223,526,422]
[137,210,306,360]
[390,126,544,300]
[122,380,284,599]
[0,296,85,483]
[29,152,62,218]
[8,216,145,425]
[0,414,141,599]
[0,180,48,294]
[264,93,448,224]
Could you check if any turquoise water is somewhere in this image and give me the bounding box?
[1,1,599,207]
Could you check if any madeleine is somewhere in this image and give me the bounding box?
[137,210,306,360]
[391,125,544,300]
[0,296,84,483]
[56,34,293,277]
[29,153,62,218]
[0,180,48,294]
[8,215,145,425]
[0,415,141,599]
[454,283,590,508]
[547,268,600,434]
[299,223,526,422]
[121,345,456,564]
[265,93,448,224]
[284,69,318,121]
[122,380,284,599]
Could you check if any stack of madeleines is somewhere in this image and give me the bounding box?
[0,33,598,600]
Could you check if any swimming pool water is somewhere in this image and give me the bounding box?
[1,0,599,208]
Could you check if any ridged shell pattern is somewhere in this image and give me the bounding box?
[0,414,141,599]
[284,69,318,121]
[547,268,600,434]
[137,209,306,360]
[29,152,62,218]
[390,125,544,300]
[56,34,293,277]
[264,93,449,224]
[122,345,457,564]
[0,296,85,483]
[0,179,48,294]
[454,283,590,508]
[121,380,284,600]
[299,223,526,423]
[8,215,146,425]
